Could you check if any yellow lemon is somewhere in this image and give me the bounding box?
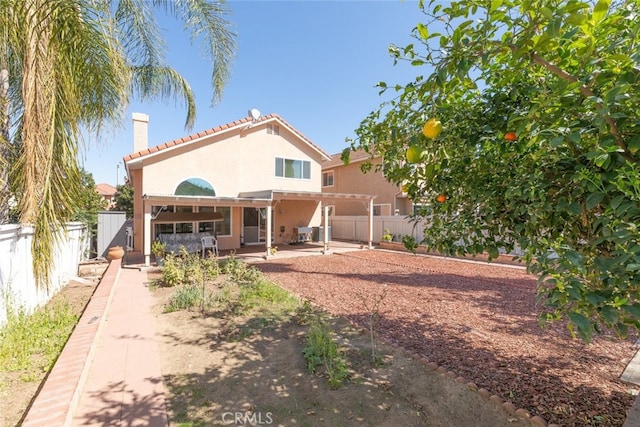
[406,145,424,163]
[422,118,443,139]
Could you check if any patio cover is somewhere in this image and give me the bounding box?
[140,191,375,265]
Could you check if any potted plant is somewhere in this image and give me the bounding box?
[152,239,167,266]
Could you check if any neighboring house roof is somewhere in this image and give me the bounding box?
[96,183,117,197]
[322,149,374,169]
[123,113,331,164]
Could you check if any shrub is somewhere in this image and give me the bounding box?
[303,317,349,389]
[165,285,213,312]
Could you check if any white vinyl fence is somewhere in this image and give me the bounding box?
[0,223,89,327]
[330,215,426,243]
[329,215,523,256]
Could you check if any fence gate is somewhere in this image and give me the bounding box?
[97,211,127,258]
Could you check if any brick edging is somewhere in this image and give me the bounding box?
[21,258,122,427]
[405,349,559,427]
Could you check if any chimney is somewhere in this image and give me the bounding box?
[132,112,149,153]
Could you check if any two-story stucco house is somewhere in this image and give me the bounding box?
[123,112,374,266]
[321,149,413,217]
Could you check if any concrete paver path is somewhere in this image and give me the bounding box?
[71,266,167,427]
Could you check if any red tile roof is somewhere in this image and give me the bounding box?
[95,183,117,196]
[123,113,331,164]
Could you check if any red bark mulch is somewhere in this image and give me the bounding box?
[255,249,638,427]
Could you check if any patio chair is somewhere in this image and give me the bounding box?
[201,236,219,257]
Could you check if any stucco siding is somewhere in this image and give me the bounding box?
[323,157,410,216]
[140,124,322,197]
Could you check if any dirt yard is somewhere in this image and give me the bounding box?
[253,250,638,426]
[152,249,638,426]
[152,280,531,427]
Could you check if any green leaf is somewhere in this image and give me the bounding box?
[540,7,554,19]
[565,250,584,268]
[550,136,564,148]
[594,153,610,168]
[593,0,610,23]
[567,285,582,301]
[586,292,607,306]
[565,12,588,25]
[488,246,499,259]
[626,263,640,271]
[568,312,593,343]
[614,322,629,338]
[568,203,582,215]
[417,23,429,41]
[623,304,640,319]
[586,192,605,210]
[628,135,640,154]
[600,306,619,324]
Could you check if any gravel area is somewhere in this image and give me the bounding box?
[255,249,638,427]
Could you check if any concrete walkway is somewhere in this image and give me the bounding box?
[70,266,167,426]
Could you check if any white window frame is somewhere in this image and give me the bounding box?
[275,157,311,180]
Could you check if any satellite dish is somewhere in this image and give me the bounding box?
[249,108,261,121]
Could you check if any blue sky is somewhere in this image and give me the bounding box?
[81,1,427,185]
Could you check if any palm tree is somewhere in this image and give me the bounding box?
[0,0,236,287]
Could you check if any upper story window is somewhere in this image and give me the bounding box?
[275,157,311,179]
[322,171,334,187]
[267,124,280,135]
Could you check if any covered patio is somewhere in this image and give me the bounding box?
[137,190,375,266]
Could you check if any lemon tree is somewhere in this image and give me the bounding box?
[347,0,640,343]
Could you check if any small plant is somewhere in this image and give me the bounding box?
[151,239,166,259]
[159,249,220,288]
[161,253,186,286]
[235,277,297,314]
[269,246,278,255]
[165,284,213,312]
[294,300,315,325]
[382,228,393,242]
[303,317,349,389]
[402,234,419,253]
[356,286,388,365]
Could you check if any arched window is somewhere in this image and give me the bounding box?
[174,178,216,196]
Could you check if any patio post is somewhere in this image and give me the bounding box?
[368,198,374,249]
[322,203,329,253]
[265,204,272,257]
[143,200,152,266]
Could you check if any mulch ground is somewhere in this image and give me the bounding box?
[254,249,638,427]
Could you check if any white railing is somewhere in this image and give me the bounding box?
[0,223,89,327]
